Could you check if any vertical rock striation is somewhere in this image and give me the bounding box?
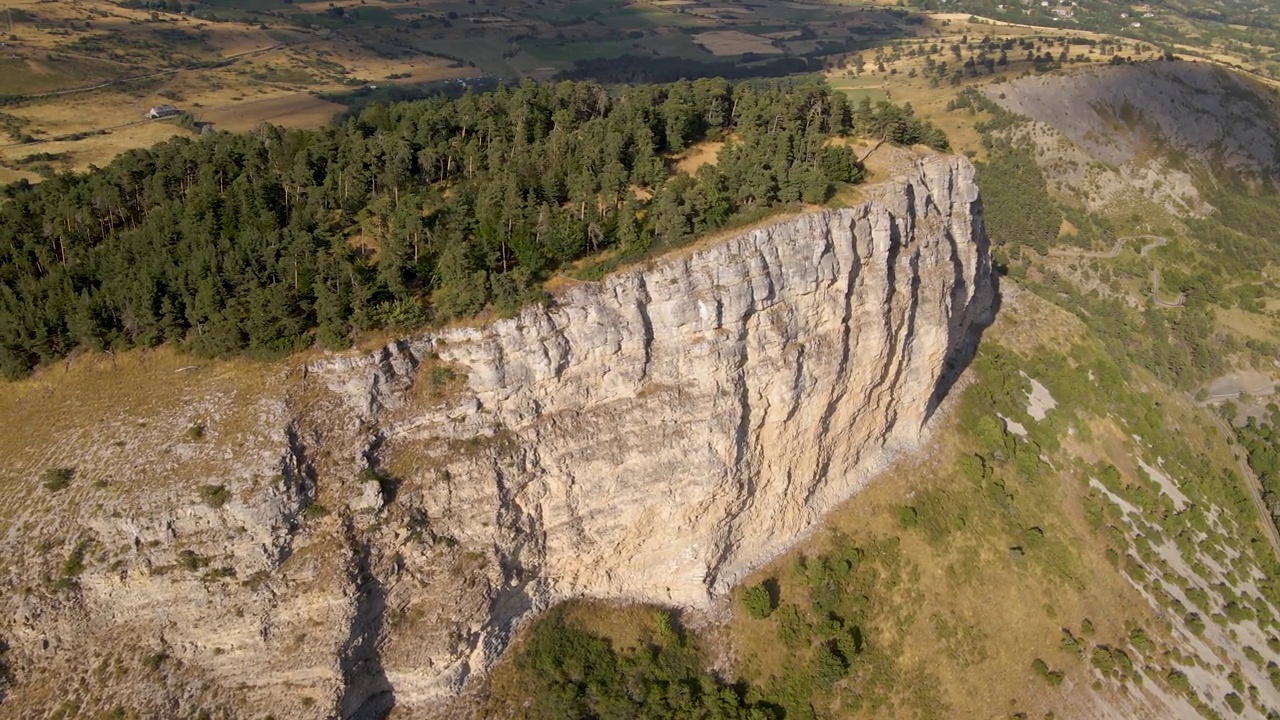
[315,153,994,707]
[0,155,993,718]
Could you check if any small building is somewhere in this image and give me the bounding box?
[146,105,181,119]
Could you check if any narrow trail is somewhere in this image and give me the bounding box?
[1051,234,1186,307]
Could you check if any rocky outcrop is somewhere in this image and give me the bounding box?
[991,62,1280,177]
[984,62,1280,216]
[0,155,992,718]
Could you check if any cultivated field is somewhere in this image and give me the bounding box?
[4,0,1260,179]
[0,0,475,175]
[693,30,783,56]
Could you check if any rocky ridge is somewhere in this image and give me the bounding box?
[985,62,1280,216]
[0,154,993,719]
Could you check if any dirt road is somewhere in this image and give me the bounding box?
[1052,235,1185,307]
[1207,413,1280,561]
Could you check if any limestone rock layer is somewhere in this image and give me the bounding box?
[0,155,992,718]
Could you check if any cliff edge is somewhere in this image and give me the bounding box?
[0,155,993,718]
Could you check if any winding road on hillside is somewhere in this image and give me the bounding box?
[1052,234,1186,307]
[1060,236,1279,555]
[1057,235,1280,554]
[1206,413,1280,561]
[1200,383,1276,404]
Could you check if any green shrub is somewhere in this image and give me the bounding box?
[54,540,90,589]
[895,505,918,528]
[1224,602,1253,623]
[1244,645,1264,666]
[1091,646,1116,675]
[202,566,235,581]
[835,625,865,660]
[186,424,205,441]
[1031,657,1050,676]
[1185,612,1206,636]
[142,652,168,672]
[1112,648,1134,674]
[1129,627,1155,655]
[197,484,231,508]
[508,606,772,718]
[1031,657,1065,686]
[742,582,775,619]
[177,549,205,572]
[1060,628,1084,656]
[776,604,811,649]
[1167,668,1193,696]
[811,641,849,689]
[40,467,74,492]
[1225,692,1245,714]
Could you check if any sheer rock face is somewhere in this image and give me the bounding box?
[0,155,992,718]
[318,153,994,706]
[430,154,989,603]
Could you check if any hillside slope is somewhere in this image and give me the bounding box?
[462,62,1280,720]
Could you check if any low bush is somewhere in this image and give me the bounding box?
[40,467,74,492]
[197,484,231,508]
[742,582,775,619]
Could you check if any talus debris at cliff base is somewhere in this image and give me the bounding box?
[0,154,993,719]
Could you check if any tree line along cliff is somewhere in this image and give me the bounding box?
[0,78,949,379]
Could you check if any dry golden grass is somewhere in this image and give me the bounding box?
[0,348,249,443]
[1218,307,1280,343]
[728,467,1115,718]
[0,121,184,173]
[0,346,283,526]
[1059,217,1080,238]
[0,54,131,96]
[560,602,665,654]
[7,89,174,134]
[0,166,38,184]
[916,9,1266,81]
[1,53,462,172]
[200,93,346,132]
[693,30,782,56]
[672,139,724,175]
[823,22,1170,162]
[986,282,1089,352]
[844,137,920,182]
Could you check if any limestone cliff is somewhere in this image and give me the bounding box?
[0,155,992,718]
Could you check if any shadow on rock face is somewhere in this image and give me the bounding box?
[340,544,396,720]
[925,193,1001,424]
